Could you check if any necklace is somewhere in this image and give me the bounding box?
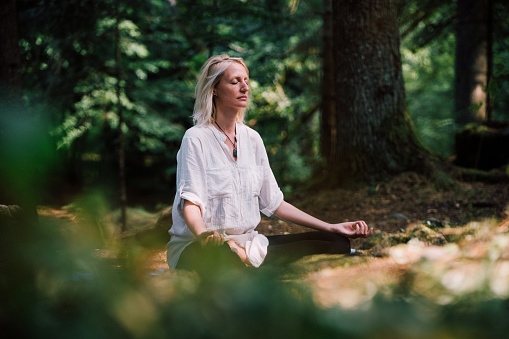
[215,121,237,158]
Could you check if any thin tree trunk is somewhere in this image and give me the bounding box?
[454,0,489,126]
[115,4,127,232]
[321,0,337,172]
[0,0,21,94]
[0,0,39,224]
[0,0,39,306]
[486,0,494,122]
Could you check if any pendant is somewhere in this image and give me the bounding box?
[233,148,237,158]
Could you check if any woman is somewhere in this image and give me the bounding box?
[167,55,372,270]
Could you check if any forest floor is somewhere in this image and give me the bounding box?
[37,170,509,310]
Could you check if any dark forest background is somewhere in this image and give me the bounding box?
[2,1,509,338]
[1,0,508,215]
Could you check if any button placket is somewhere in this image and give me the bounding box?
[234,163,244,221]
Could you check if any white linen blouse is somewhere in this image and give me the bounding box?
[166,123,284,269]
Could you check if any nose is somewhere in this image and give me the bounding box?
[241,81,249,92]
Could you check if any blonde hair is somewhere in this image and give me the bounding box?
[193,54,249,126]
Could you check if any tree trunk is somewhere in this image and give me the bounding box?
[454,0,489,126]
[0,0,38,223]
[0,0,39,308]
[486,0,493,122]
[0,0,23,215]
[0,0,21,95]
[115,3,127,232]
[321,0,337,172]
[325,0,428,186]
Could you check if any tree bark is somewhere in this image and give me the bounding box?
[325,0,428,186]
[0,0,22,95]
[321,0,337,172]
[0,0,38,224]
[115,4,127,233]
[0,0,39,302]
[454,0,489,126]
[486,0,493,122]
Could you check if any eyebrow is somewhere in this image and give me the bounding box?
[227,74,249,81]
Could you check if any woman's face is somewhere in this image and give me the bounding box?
[213,62,250,113]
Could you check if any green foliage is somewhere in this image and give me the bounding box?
[15,0,509,202]
[18,0,324,200]
[398,0,456,52]
[0,99,55,206]
[492,1,509,119]
[400,2,456,159]
[2,205,509,338]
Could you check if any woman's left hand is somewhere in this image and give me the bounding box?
[328,221,373,239]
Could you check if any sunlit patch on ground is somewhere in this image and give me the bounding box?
[302,218,509,310]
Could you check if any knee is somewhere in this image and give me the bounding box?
[326,232,350,254]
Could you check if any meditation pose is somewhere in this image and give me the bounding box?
[167,55,373,270]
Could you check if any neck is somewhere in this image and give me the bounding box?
[215,111,238,135]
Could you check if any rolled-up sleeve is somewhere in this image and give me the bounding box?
[257,138,284,217]
[175,136,208,216]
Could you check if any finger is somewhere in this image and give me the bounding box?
[360,221,369,234]
[354,222,362,234]
[203,235,212,245]
[362,223,368,235]
[210,232,218,246]
[200,231,214,240]
[216,232,224,246]
[356,223,362,234]
[208,231,221,245]
[213,231,223,246]
[360,227,373,238]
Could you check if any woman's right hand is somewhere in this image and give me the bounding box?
[197,230,225,247]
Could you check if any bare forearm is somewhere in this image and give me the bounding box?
[183,200,208,237]
[273,200,373,238]
[183,200,225,246]
[273,201,331,232]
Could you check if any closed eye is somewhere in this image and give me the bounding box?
[231,77,249,85]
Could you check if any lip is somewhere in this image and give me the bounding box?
[237,96,248,100]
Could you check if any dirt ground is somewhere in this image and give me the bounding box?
[37,170,509,309]
[257,171,509,247]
